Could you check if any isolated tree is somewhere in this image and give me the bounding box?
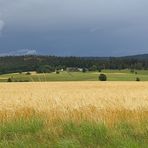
[56,70,60,74]
[136,77,140,81]
[99,74,107,81]
[7,78,12,82]
[98,68,102,72]
[82,68,86,73]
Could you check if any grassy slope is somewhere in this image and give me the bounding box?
[0,117,148,148]
[1,70,148,82]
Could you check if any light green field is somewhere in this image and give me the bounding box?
[1,70,148,82]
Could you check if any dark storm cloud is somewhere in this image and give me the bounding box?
[0,0,148,56]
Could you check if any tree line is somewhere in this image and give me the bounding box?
[0,55,148,74]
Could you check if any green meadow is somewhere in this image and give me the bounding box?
[1,70,148,82]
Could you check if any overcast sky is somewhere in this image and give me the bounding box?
[0,0,148,56]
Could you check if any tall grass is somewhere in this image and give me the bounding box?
[0,112,148,148]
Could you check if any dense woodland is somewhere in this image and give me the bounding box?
[0,54,148,74]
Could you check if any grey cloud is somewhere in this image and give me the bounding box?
[0,0,148,56]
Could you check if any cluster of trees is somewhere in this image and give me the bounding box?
[0,55,148,74]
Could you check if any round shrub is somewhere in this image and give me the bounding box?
[136,77,140,81]
[99,74,107,81]
[7,78,12,82]
[56,70,60,74]
[98,69,102,73]
[82,68,86,73]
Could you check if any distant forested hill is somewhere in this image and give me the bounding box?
[0,54,148,74]
[122,54,148,60]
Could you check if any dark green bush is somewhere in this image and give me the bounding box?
[7,78,12,82]
[98,69,102,72]
[99,74,107,81]
[130,69,134,73]
[136,77,140,81]
[82,68,86,73]
[56,70,60,74]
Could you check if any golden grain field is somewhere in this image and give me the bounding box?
[0,82,148,124]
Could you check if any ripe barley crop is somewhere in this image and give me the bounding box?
[0,82,148,124]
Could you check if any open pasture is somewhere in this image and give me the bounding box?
[1,69,148,82]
